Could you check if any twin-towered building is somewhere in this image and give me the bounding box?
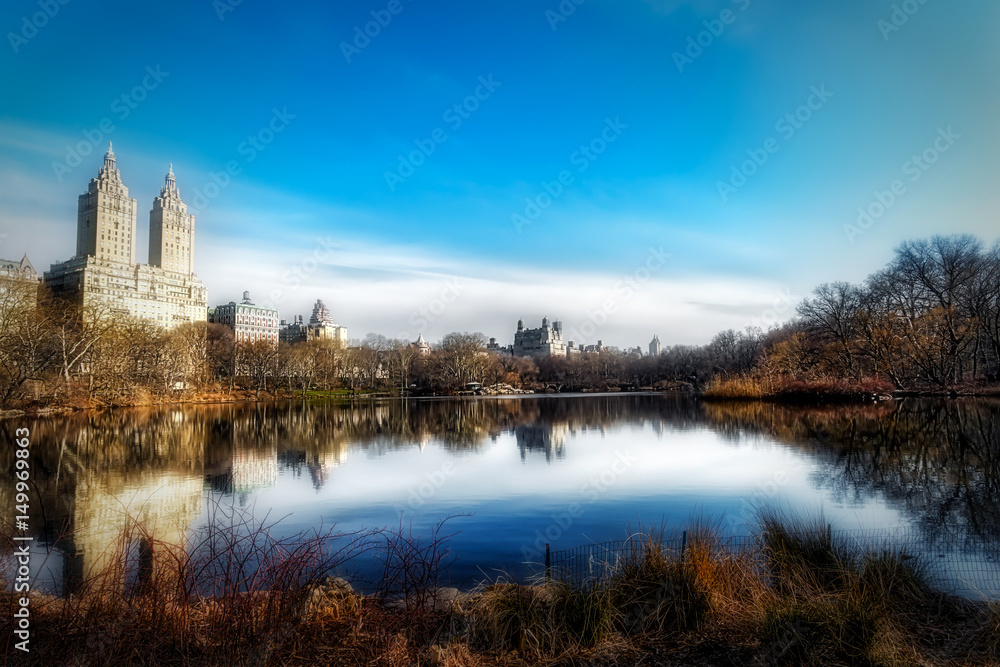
[44,144,209,328]
[42,146,348,347]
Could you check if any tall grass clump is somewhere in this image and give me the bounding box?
[702,373,774,400]
[609,530,710,636]
[753,507,933,666]
[466,581,616,659]
[2,503,375,666]
[978,601,1000,659]
[757,508,851,593]
[605,521,766,640]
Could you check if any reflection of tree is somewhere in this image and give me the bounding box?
[700,399,1000,545]
[9,394,996,590]
[2,395,693,539]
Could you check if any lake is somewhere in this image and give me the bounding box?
[4,394,999,597]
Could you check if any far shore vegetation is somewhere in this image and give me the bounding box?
[1,233,998,414]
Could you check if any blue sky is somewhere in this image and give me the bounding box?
[1,0,998,346]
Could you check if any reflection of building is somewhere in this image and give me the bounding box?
[512,317,579,358]
[66,473,204,594]
[279,299,347,345]
[211,291,279,345]
[208,446,279,495]
[514,423,568,462]
[649,335,662,357]
[278,448,348,491]
[44,145,208,328]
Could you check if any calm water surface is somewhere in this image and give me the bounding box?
[4,394,999,592]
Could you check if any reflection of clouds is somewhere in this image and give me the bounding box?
[11,394,997,593]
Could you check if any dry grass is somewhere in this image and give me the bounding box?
[2,510,997,666]
[702,373,774,400]
[703,374,896,403]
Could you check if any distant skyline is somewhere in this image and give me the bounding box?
[2,0,998,347]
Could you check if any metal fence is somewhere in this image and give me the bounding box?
[547,528,1000,601]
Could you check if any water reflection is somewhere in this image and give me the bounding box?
[2,394,998,592]
[701,399,1000,544]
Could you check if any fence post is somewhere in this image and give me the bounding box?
[545,543,551,582]
[682,530,687,561]
[827,524,832,543]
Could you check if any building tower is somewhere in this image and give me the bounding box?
[76,143,138,265]
[310,299,334,326]
[148,164,196,275]
[649,335,662,357]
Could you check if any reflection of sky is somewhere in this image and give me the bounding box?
[198,420,907,585]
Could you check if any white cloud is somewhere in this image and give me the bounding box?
[0,119,796,348]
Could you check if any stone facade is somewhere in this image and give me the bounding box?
[649,335,662,357]
[211,292,279,345]
[279,315,348,346]
[0,255,40,308]
[310,299,334,326]
[148,165,196,275]
[0,255,38,282]
[279,299,348,345]
[411,334,431,355]
[512,317,578,358]
[44,145,208,328]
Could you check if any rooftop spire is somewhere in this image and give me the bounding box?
[161,163,179,198]
[102,142,117,174]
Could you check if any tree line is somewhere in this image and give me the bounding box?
[1,234,996,409]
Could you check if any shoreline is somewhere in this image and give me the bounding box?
[6,385,1000,421]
